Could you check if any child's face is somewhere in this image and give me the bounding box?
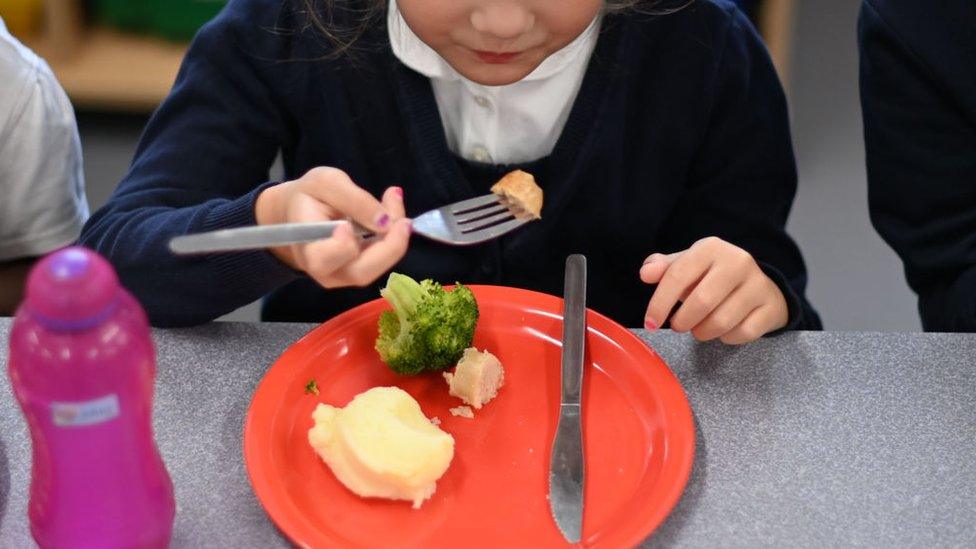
[396,0,603,86]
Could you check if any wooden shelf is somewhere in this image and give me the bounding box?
[758,0,798,90]
[26,27,186,112]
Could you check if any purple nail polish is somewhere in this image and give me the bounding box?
[376,213,390,228]
[644,318,658,331]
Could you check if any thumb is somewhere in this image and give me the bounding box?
[639,252,680,284]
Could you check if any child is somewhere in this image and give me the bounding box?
[860,0,976,332]
[80,0,821,342]
[0,16,88,315]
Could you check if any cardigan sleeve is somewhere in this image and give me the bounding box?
[860,0,976,332]
[79,2,301,327]
[655,6,822,331]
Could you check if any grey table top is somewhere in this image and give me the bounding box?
[1,318,975,548]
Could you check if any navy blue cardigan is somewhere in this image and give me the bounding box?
[80,0,820,329]
[860,0,976,331]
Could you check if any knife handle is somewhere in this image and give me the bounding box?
[561,254,587,405]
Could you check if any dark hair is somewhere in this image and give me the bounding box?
[299,0,682,60]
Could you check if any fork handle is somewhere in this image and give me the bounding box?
[168,221,374,255]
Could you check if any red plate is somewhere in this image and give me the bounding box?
[244,286,694,548]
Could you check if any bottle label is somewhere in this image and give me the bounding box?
[50,394,120,427]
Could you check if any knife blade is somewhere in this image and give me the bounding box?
[549,254,587,544]
[168,221,358,255]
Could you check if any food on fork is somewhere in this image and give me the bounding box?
[443,348,505,410]
[375,273,479,375]
[307,387,455,509]
[491,170,543,219]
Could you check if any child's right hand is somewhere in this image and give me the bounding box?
[254,167,411,289]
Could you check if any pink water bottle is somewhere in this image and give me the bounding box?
[7,247,175,548]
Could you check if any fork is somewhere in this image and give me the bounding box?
[168,193,533,255]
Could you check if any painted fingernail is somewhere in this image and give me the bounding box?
[375,212,390,229]
[644,318,658,331]
[392,186,403,198]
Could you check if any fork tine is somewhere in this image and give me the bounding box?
[460,210,516,232]
[410,193,534,246]
[454,205,510,225]
[447,194,500,214]
[460,216,529,242]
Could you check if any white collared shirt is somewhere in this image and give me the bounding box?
[388,1,601,164]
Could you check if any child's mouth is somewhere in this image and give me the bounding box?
[473,50,521,64]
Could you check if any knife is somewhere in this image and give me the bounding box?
[549,254,587,544]
[167,221,368,255]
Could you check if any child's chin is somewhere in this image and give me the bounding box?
[448,59,540,86]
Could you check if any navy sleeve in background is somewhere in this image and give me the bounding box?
[859,0,976,331]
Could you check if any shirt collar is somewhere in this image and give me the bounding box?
[387,0,601,85]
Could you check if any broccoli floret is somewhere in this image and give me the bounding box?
[374,273,479,375]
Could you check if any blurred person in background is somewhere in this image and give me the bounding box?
[860,0,976,331]
[0,16,89,315]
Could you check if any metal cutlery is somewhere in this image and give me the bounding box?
[549,254,588,544]
[168,193,533,255]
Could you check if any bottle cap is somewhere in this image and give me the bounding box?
[26,247,120,331]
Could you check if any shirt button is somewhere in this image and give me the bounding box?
[470,146,492,163]
[473,95,491,108]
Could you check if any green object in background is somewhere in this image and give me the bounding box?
[148,0,226,41]
[93,0,226,41]
[93,0,151,31]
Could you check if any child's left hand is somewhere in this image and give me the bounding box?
[639,237,789,344]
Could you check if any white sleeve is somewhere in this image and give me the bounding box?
[0,43,89,262]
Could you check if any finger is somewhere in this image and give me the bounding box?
[690,279,765,341]
[325,219,412,287]
[670,264,747,333]
[297,222,361,287]
[301,167,392,233]
[645,250,713,330]
[720,304,781,345]
[355,187,406,251]
[381,186,406,219]
[275,194,340,270]
[639,252,677,284]
[287,190,340,221]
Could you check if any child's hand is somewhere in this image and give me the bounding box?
[639,237,788,344]
[255,167,411,288]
